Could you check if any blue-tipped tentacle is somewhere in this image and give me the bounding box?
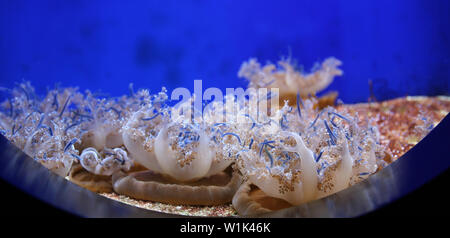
[248,138,254,149]
[323,120,337,145]
[141,112,160,121]
[64,138,79,153]
[59,95,72,118]
[221,132,242,145]
[106,107,122,119]
[296,92,302,118]
[264,147,274,168]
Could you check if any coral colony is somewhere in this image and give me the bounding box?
[0,56,445,216]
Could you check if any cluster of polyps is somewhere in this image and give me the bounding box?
[0,82,154,176]
[0,56,392,210]
[0,83,82,176]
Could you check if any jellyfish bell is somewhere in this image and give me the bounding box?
[206,134,237,178]
[118,88,171,173]
[232,104,384,216]
[20,114,80,177]
[121,107,165,173]
[154,123,213,182]
[81,123,122,151]
[79,99,126,151]
[33,150,76,177]
[234,134,318,211]
[279,131,319,202]
[315,141,354,198]
[113,102,241,205]
[238,57,343,108]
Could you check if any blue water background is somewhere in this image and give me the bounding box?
[1,0,449,103]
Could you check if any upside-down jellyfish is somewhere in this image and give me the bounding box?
[0,54,446,216]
